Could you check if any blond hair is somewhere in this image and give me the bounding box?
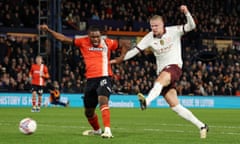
[150,15,163,21]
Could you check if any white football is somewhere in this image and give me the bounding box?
[19,118,37,135]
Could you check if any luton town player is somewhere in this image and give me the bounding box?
[39,24,129,138]
[29,55,50,112]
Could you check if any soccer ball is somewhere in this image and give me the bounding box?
[19,118,37,135]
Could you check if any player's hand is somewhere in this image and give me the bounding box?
[110,56,124,64]
[180,5,189,14]
[38,24,49,31]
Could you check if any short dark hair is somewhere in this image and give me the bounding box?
[88,25,101,32]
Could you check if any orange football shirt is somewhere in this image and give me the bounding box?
[74,37,118,79]
[29,64,49,86]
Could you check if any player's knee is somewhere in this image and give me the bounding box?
[98,96,109,106]
[84,108,95,118]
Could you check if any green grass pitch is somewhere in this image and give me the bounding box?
[0,107,240,144]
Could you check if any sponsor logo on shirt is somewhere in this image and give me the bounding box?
[89,47,107,52]
[89,47,103,51]
[158,44,173,53]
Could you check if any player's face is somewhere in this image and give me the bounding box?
[150,19,164,36]
[36,57,42,65]
[89,31,101,47]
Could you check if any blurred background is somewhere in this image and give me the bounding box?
[0,0,239,96]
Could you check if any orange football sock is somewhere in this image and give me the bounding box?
[88,114,100,130]
[100,104,110,127]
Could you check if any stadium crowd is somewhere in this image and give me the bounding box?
[0,0,239,37]
[0,0,240,96]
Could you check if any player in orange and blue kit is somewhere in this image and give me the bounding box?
[29,55,50,112]
[39,24,130,138]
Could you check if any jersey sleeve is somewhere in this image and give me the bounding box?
[74,36,90,48]
[74,38,82,47]
[167,26,184,37]
[137,32,153,50]
[183,12,196,32]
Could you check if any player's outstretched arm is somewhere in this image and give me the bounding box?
[110,46,140,64]
[110,39,131,64]
[38,24,73,44]
[180,5,196,32]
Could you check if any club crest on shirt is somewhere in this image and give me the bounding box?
[160,39,164,45]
